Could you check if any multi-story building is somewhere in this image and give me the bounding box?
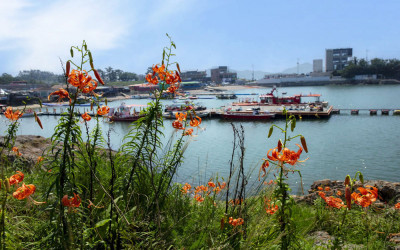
[325,48,353,72]
[180,70,207,82]
[313,59,323,73]
[210,66,237,84]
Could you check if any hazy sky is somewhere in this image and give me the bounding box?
[1,0,399,75]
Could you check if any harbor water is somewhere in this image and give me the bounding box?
[1,84,400,193]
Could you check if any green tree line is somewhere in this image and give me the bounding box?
[340,57,400,79]
[0,67,139,85]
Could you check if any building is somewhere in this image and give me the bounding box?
[210,66,237,84]
[325,48,353,72]
[313,59,323,73]
[180,70,207,82]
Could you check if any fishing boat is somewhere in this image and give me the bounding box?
[108,103,146,122]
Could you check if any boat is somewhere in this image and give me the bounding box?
[216,93,237,99]
[165,102,207,112]
[221,109,275,120]
[188,95,198,100]
[163,110,210,119]
[108,103,146,122]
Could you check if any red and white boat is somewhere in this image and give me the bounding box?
[108,103,146,122]
[233,87,327,107]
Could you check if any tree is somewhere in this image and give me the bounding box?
[119,72,138,81]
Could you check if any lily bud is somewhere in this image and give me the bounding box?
[345,186,351,210]
[291,117,296,132]
[277,140,282,152]
[300,136,308,153]
[344,175,351,186]
[268,126,273,138]
[4,178,10,192]
[359,172,364,184]
[93,69,105,85]
[65,61,70,77]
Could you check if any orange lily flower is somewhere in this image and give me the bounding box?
[218,182,226,189]
[189,116,202,127]
[183,128,193,136]
[81,78,98,94]
[13,183,36,200]
[9,171,24,185]
[325,186,331,191]
[166,84,179,94]
[12,147,22,157]
[351,185,378,208]
[194,194,204,202]
[181,183,191,194]
[37,156,44,164]
[267,144,307,166]
[175,112,187,122]
[68,69,93,90]
[317,186,323,191]
[81,112,92,121]
[229,217,244,226]
[48,88,71,103]
[208,181,216,188]
[4,107,23,121]
[62,193,81,207]
[395,203,400,209]
[172,120,184,130]
[145,73,159,85]
[265,200,279,214]
[318,191,345,209]
[97,106,110,116]
[258,160,269,181]
[194,185,208,194]
[337,190,342,196]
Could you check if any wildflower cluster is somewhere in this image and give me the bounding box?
[48,60,109,117]
[228,217,244,227]
[181,180,226,203]
[145,64,181,94]
[172,110,202,136]
[0,171,42,204]
[264,199,279,215]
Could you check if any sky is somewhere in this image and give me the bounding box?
[1,0,400,76]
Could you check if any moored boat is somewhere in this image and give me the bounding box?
[108,103,146,122]
[221,111,275,120]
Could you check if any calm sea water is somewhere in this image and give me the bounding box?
[2,84,400,192]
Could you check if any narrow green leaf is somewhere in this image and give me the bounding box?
[94,219,111,228]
